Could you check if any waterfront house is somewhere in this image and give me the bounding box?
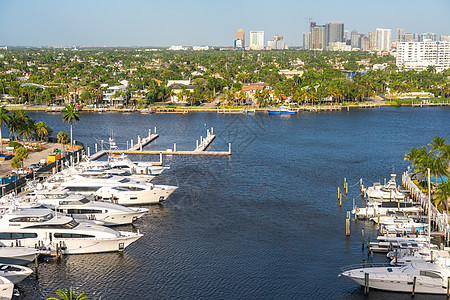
[102,85,128,106]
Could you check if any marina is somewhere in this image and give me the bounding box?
[0,107,446,299]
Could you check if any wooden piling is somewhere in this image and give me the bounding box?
[34,253,39,279]
[370,250,373,267]
[364,273,369,295]
[362,228,365,250]
[447,277,449,297]
[345,211,350,236]
[87,147,90,157]
[367,237,370,254]
[95,143,98,153]
[174,143,177,152]
[412,276,416,296]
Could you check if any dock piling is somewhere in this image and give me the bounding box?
[364,273,369,295]
[229,143,231,154]
[174,143,177,152]
[362,228,365,250]
[34,253,39,279]
[412,276,416,296]
[95,143,98,153]
[87,147,90,157]
[345,211,351,236]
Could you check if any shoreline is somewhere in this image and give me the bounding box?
[2,101,450,113]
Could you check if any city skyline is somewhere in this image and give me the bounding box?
[0,0,449,47]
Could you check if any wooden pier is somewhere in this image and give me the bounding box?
[195,128,215,151]
[88,127,230,160]
[298,106,342,112]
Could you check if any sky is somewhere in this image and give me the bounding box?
[0,0,449,47]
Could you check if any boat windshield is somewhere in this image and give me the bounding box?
[9,213,53,223]
[27,220,80,229]
[59,198,90,205]
[112,186,144,191]
[119,178,130,183]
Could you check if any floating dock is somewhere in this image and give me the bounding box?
[195,128,215,151]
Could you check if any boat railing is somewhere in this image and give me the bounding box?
[340,263,391,272]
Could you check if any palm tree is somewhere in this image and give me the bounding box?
[47,287,89,300]
[61,104,80,150]
[34,121,48,141]
[0,107,10,153]
[429,136,448,157]
[434,181,450,213]
[7,113,21,141]
[440,144,450,169]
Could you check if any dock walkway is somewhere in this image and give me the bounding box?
[195,128,215,151]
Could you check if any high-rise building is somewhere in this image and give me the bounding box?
[441,36,450,42]
[419,32,437,42]
[351,29,361,49]
[234,39,243,49]
[375,28,392,51]
[325,22,344,47]
[303,32,311,50]
[368,31,376,50]
[236,29,245,48]
[249,31,265,50]
[396,28,405,43]
[311,25,326,50]
[397,41,450,72]
[343,30,349,42]
[268,35,287,50]
[404,32,417,42]
[360,35,370,51]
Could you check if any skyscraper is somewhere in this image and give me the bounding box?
[396,28,405,43]
[375,28,392,51]
[325,22,344,47]
[303,32,311,50]
[268,35,287,50]
[236,29,245,48]
[311,25,325,50]
[343,30,349,42]
[351,29,361,49]
[360,35,370,51]
[249,31,264,50]
[368,31,376,50]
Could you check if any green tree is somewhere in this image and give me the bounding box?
[61,104,80,150]
[35,121,49,141]
[57,131,70,153]
[15,146,28,168]
[47,287,89,300]
[10,156,22,169]
[434,181,450,213]
[0,107,10,153]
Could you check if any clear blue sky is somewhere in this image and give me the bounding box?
[1,0,449,47]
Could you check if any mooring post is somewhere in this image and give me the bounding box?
[87,147,90,157]
[77,151,80,163]
[370,250,373,267]
[447,277,449,297]
[154,126,157,134]
[211,127,213,135]
[159,152,162,164]
[149,128,151,138]
[362,228,365,250]
[131,139,134,148]
[34,253,39,280]
[95,143,98,153]
[412,276,416,296]
[138,135,141,145]
[364,273,369,295]
[174,143,176,152]
[229,143,231,154]
[196,140,199,149]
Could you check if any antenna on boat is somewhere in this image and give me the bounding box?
[427,168,431,249]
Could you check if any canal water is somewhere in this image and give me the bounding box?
[16,107,450,299]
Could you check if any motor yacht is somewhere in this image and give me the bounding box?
[44,173,177,205]
[108,153,169,176]
[366,174,405,200]
[0,264,33,284]
[0,208,142,254]
[267,105,296,115]
[341,262,450,294]
[354,201,422,219]
[18,190,149,226]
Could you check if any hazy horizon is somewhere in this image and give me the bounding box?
[1,0,449,47]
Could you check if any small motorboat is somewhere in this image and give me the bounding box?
[0,264,33,284]
[267,106,296,115]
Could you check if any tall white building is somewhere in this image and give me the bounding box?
[249,31,265,50]
[397,41,450,72]
[376,28,392,51]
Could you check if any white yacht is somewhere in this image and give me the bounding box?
[18,190,149,226]
[44,173,177,205]
[366,174,405,200]
[108,153,169,176]
[0,264,33,284]
[341,262,450,294]
[0,208,142,254]
[354,201,421,219]
[0,276,13,299]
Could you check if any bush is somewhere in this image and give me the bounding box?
[8,141,22,149]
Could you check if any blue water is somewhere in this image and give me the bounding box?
[11,107,450,299]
